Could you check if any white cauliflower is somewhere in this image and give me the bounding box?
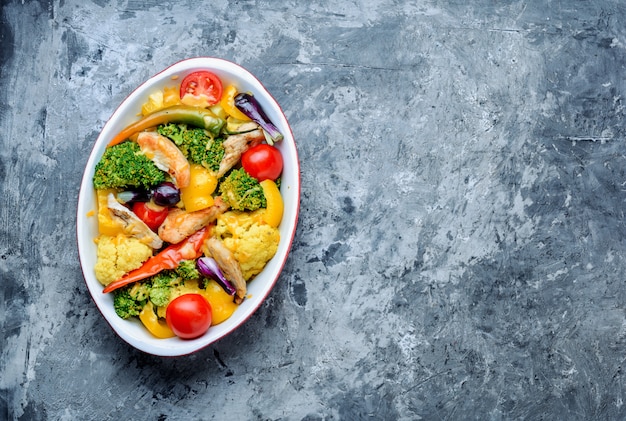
[214,211,280,280]
[94,234,153,285]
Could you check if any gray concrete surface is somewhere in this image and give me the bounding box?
[3,0,626,419]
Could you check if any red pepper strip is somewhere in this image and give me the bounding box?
[102,227,210,294]
[107,105,225,147]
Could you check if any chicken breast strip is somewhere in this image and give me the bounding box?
[106,193,163,249]
[217,125,266,178]
[158,197,229,244]
[136,131,191,188]
[204,237,247,304]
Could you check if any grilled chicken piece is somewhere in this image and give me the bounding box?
[136,131,191,188]
[217,124,265,177]
[106,193,163,249]
[204,237,247,304]
[158,197,228,244]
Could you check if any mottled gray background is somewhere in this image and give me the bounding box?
[2,0,626,419]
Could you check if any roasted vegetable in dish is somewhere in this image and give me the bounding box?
[166,294,213,339]
[116,182,180,206]
[157,123,225,172]
[241,144,283,182]
[179,71,223,108]
[113,287,146,320]
[197,256,236,296]
[218,168,266,211]
[234,93,283,144]
[93,142,165,190]
[152,182,181,206]
[107,105,226,147]
[91,70,285,339]
[102,227,210,294]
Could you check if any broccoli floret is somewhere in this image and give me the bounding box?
[157,124,225,172]
[175,259,200,281]
[112,261,203,316]
[147,262,199,307]
[156,123,184,144]
[218,168,266,211]
[113,286,146,319]
[93,141,166,190]
[149,286,171,307]
[128,282,151,302]
[148,271,178,307]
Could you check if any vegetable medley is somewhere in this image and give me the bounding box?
[92,70,285,340]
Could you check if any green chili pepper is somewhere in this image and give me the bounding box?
[107,105,225,147]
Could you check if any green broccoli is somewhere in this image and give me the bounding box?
[149,287,171,307]
[147,261,199,307]
[148,271,178,307]
[156,123,185,144]
[175,259,201,281]
[113,261,203,319]
[93,141,166,190]
[128,282,151,302]
[113,286,146,319]
[218,168,267,211]
[157,123,225,172]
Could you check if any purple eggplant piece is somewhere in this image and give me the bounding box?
[196,257,236,296]
[152,182,180,206]
[116,189,150,204]
[234,92,283,144]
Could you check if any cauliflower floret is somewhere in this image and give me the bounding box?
[94,234,153,285]
[214,211,280,280]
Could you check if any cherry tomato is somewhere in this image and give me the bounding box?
[179,71,223,107]
[132,201,168,231]
[241,144,283,181]
[166,294,212,339]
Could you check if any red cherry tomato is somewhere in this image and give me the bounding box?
[132,201,168,231]
[179,71,223,107]
[166,294,212,339]
[241,144,283,181]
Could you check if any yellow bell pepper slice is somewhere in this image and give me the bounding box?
[209,104,228,120]
[139,301,175,339]
[141,91,163,116]
[260,179,283,228]
[197,279,239,325]
[140,86,181,116]
[96,189,124,236]
[180,164,218,212]
[220,85,251,121]
[165,279,238,326]
[162,86,181,108]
